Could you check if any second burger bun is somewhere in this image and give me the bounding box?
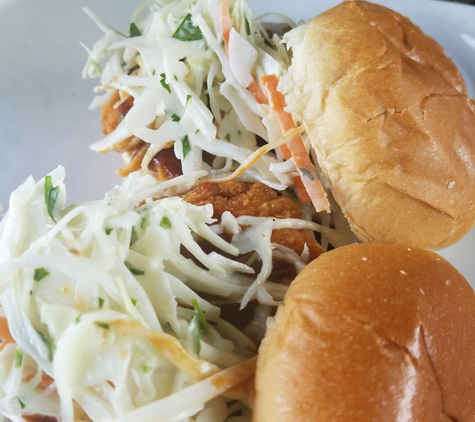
[253,243,475,421]
[281,0,475,249]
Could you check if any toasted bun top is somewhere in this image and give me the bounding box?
[253,243,475,422]
[281,0,475,249]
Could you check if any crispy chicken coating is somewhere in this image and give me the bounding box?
[181,181,323,261]
[101,91,133,135]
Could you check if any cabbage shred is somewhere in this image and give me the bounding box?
[0,167,324,421]
[82,0,296,190]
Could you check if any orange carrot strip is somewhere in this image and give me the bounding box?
[0,318,15,351]
[247,80,268,105]
[261,74,330,212]
[247,78,309,203]
[220,0,233,51]
[23,372,55,390]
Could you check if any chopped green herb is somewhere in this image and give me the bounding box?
[105,227,113,235]
[194,129,200,134]
[237,129,241,135]
[171,113,181,122]
[140,217,147,229]
[186,94,192,106]
[14,348,23,368]
[191,298,209,335]
[172,13,203,42]
[299,167,315,181]
[95,322,110,330]
[74,314,82,324]
[160,216,172,230]
[131,298,138,306]
[34,267,49,282]
[35,329,53,361]
[190,315,201,356]
[160,73,171,94]
[245,17,251,36]
[143,364,152,373]
[129,267,145,276]
[174,75,178,81]
[129,22,141,37]
[98,297,105,308]
[130,227,138,245]
[225,133,231,142]
[44,175,60,223]
[182,135,191,159]
[17,397,25,410]
[29,290,33,296]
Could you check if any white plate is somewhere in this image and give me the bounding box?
[1,0,474,287]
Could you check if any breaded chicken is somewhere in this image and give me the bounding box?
[101,91,134,135]
[181,181,323,261]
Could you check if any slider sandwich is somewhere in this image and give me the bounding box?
[281,0,475,248]
[253,243,475,421]
[1,0,475,421]
[86,0,475,250]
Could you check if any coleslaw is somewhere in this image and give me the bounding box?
[0,166,345,421]
[82,0,330,212]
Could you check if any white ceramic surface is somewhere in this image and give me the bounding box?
[0,0,474,286]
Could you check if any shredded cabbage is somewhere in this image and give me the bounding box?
[0,167,341,421]
[82,0,292,190]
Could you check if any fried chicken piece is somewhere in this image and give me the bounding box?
[181,182,323,261]
[101,91,134,135]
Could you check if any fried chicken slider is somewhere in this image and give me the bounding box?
[253,243,475,421]
[281,0,475,249]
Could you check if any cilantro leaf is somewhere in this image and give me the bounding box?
[35,329,53,361]
[95,322,110,330]
[129,267,145,276]
[34,267,49,282]
[182,135,191,159]
[160,73,171,93]
[172,13,203,41]
[129,22,141,37]
[191,298,209,335]
[160,216,172,230]
[245,17,251,36]
[14,348,23,368]
[44,175,59,223]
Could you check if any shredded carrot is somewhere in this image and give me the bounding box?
[0,318,15,351]
[247,80,268,105]
[218,6,325,210]
[220,0,233,51]
[23,372,55,390]
[247,76,310,202]
[261,74,330,212]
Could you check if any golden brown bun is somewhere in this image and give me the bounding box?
[281,0,475,249]
[253,243,475,422]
